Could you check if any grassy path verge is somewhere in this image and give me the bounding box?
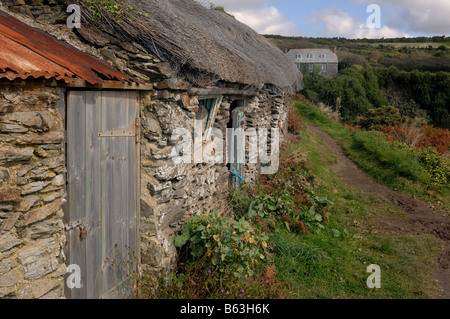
[274,119,443,298]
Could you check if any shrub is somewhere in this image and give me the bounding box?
[288,103,304,134]
[382,122,450,154]
[357,106,404,130]
[174,212,270,278]
[420,148,449,188]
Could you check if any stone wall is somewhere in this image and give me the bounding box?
[137,84,289,272]
[1,2,292,293]
[0,85,66,299]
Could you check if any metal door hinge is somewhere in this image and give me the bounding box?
[98,118,140,143]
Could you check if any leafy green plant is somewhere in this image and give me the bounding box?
[174,212,270,278]
[420,147,450,188]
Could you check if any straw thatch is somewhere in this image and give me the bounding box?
[74,0,302,92]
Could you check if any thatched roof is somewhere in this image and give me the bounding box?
[75,0,303,92]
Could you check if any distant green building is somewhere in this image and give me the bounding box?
[286,48,339,78]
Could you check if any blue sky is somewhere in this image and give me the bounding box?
[206,0,450,38]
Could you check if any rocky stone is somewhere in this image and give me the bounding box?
[1,168,10,181]
[51,174,64,187]
[0,146,34,164]
[21,181,51,195]
[41,191,62,203]
[119,41,139,54]
[100,48,116,61]
[0,203,13,212]
[159,199,186,230]
[7,0,26,5]
[0,270,18,288]
[18,238,59,280]
[180,93,191,108]
[13,163,37,178]
[171,177,190,190]
[15,177,28,186]
[156,78,190,91]
[17,198,64,227]
[29,168,56,180]
[140,199,155,219]
[0,260,14,275]
[156,188,173,204]
[76,25,111,47]
[1,215,19,231]
[0,233,23,252]
[155,163,187,181]
[147,180,172,197]
[25,219,62,239]
[0,124,28,133]
[40,286,63,299]
[17,278,59,299]
[141,238,164,267]
[173,188,187,199]
[9,4,33,17]
[150,145,173,160]
[14,131,64,145]
[30,5,50,17]
[0,187,22,203]
[41,156,64,170]
[141,113,162,136]
[154,103,192,135]
[152,90,173,100]
[2,111,52,132]
[18,195,40,212]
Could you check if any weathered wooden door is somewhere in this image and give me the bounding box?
[65,90,140,299]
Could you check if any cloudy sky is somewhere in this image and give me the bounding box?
[201,0,450,38]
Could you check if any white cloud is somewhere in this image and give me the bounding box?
[309,7,410,39]
[231,6,298,36]
[200,0,297,36]
[354,0,450,35]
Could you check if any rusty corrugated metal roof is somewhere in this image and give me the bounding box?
[0,10,133,85]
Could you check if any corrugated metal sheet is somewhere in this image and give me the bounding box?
[0,10,133,85]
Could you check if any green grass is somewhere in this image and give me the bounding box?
[294,101,450,211]
[271,123,443,298]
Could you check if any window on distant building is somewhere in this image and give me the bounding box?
[307,53,313,58]
[309,64,314,70]
[322,64,327,70]
[296,54,302,59]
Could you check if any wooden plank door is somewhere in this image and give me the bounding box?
[65,90,140,299]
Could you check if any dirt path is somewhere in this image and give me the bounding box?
[306,123,450,299]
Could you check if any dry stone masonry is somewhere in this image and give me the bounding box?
[0,86,66,298]
[0,0,300,298]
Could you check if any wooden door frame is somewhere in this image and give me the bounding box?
[63,89,141,299]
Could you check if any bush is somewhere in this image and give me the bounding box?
[288,103,304,134]
[420,148,450,188]
[174,212,270,278]
[357,106,404,130]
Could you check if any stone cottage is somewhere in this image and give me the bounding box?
[286,48,338,78]
[0,0,302,299]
